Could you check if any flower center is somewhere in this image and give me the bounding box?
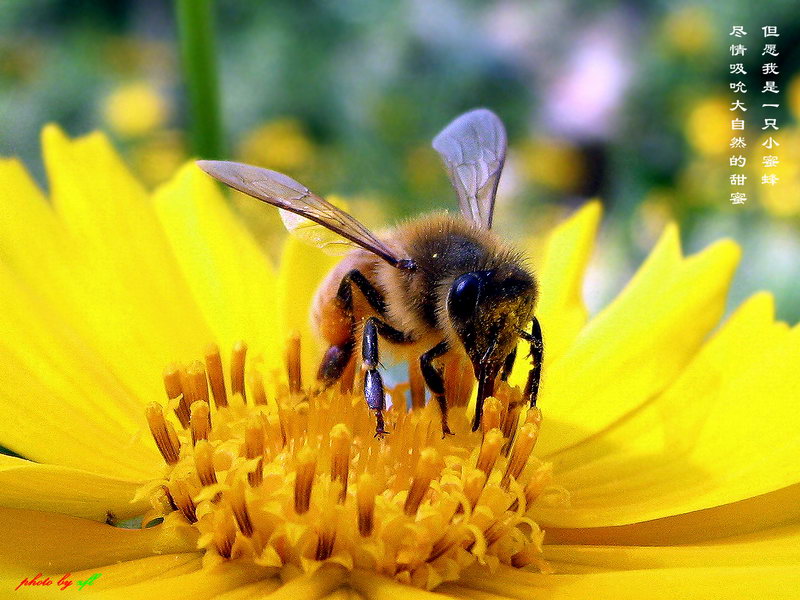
[142,339,555,589]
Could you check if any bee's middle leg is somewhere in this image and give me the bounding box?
[518,316,544,407]
[420,340,452,436]
[362,316,413,437]
[500,346,517,381]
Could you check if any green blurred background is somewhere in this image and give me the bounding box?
[1,0,798,321]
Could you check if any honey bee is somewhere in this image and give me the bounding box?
[197,108,543,437]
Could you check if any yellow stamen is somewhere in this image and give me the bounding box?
[481,397,501,433]
[428,525,463,562]
[250,369,269,406]
[524,463,552,507]
[161,484,178,511]
[315,505,337,561]
[464,469,487,509]
[502,422,539,490]
[244,415,265,458]
[231,341,248,401]
[229,478,255,537]
[356,473,377,537]
[168,478,197,523]
[141,341,550,590]
[194,439,217,487]
[330,423,351,502]
[294,446,316,514]
[484,517,509,546]
[245,415,265,487]
[190,400,211,445]
[163,365,190,428]
[212,506,237,559]
[205,344,228,408]
[526,405,542,425]
[404,447,440,516]
[146,402,180,465]
[286,331,302,394]
[501,400,523,456]
[187,360,209,404]
[163,364,183,400]
[476,428,503,476]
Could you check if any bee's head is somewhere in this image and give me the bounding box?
[446,265,537,405]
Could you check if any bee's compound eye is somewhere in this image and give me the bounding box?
[448,273,482,320]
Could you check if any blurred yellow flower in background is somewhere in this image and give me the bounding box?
[661,6,714,56]
[102,81,171,138]
[130,130,187,187]
[518,137,585,194]
[685,97,729,157]
[0,129,799,599]
[237,118,314,173]
[788,75,800,122]
[756,128,800,218]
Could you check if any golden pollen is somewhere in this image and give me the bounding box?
[140,340,561,590]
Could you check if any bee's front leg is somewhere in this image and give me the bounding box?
[519,317,544,407]
[362,317,413,437]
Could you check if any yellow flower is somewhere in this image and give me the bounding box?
[237,119,314,174]
[0,127,799,599]
[102,81,171,138]
[685,98,730,157]
[660,6,715,56]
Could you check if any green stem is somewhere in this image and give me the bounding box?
[175,0,223,158]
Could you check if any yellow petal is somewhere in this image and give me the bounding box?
[534,293,800,527]
[85,564,275,599]
[41,125,213,400]
[537,226,740,456]
[352,570,453,599]
[529,201,602,365]
[0,158,77,312]
[71,553,202,589]
[210,578,283,599]
[452,564,800,600]
[0,157,162,474]
[0,262,160,477]
[154,163,280,370]
[0,507,195,581]
[544,521,800,572]
[95,564,342,600]
[544,482,800,546]
[0,455,148,521]
[277,237,339,384]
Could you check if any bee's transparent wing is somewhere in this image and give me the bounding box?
[432,108,507,230]
[278,203,355,256]
[196,160,413,269]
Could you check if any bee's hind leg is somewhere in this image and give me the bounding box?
[362,317,413,437]
[317,269,390,393]
[317,340,355,389]
[420,340,452,437]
